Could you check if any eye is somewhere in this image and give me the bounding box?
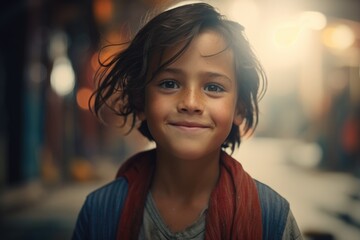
[158,80,180,89]
[204,83,225,92]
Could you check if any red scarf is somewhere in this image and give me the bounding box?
[116,149,262,239]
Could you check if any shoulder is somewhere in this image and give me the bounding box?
[72,178,129,240]
[254,180,290,240]
[84,178,128,215]
[254,180,289,209]
[87,177,129,203]
[84,177,129,218]
[282,209,303,240]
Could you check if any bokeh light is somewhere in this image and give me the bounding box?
[76,87,94,110]
[322,24,355,50]
[93,0,113,24]
[300,11,327,30]
[50,57,75,96]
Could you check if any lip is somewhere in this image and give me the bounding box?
[168,121,211,131]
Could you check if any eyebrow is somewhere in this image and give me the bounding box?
[159,67,183,75]
[160,67,233,83]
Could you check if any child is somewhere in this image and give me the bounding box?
[73,2,302,240]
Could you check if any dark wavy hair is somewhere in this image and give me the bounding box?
[91,3,267,153]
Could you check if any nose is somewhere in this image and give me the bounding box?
[177,87,204,114]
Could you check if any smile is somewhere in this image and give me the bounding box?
[168,121,211,132]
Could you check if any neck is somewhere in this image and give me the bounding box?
[151,147,221,200]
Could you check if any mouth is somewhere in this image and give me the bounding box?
[168,121,211,131]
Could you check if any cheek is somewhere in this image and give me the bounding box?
[210,99,237,128]
[144,91,171,124]
[217,108,236,126]
[144,87,155,112]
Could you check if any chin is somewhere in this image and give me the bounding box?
[159,142,222,161]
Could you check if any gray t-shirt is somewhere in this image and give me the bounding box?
[139,192,303,240]
[139,192,206,239]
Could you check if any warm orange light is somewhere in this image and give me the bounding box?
[91,51,100,71]
[93,0,113,24]
[76,88,94,111]
[322,24,355,50]
[91,30,131,71]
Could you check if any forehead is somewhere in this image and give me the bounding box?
[149,30,234,72]
[165,29,231,62]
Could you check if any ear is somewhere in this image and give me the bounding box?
[137,111,146,121]
[233,107,243,126]
[233,113,243,126]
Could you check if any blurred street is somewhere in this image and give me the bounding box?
[1,138,360,240]
[238,138,360,240]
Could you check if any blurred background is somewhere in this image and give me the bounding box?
[0,0,359,239]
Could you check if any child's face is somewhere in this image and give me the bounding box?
[141,30,242,160]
